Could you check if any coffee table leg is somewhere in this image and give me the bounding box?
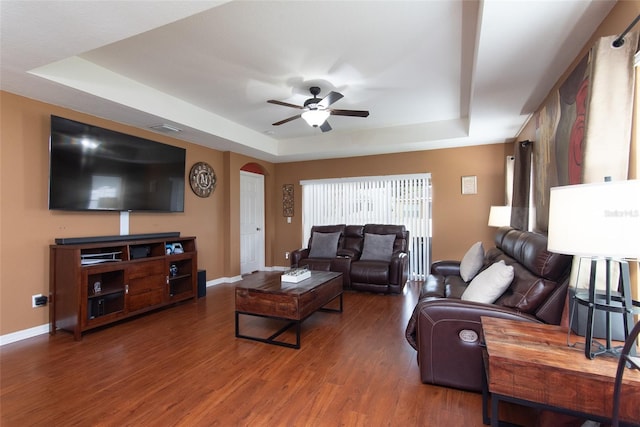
[295,321,301,348]
[236,292,342,349]
[318,293,343,313]
[235,311,239,338]
[491,394,500,427]
[482,359,490,425]
[236,311,301,349]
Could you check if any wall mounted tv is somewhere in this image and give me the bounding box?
[49,115,186,212]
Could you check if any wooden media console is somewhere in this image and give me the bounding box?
[50,235,197,340]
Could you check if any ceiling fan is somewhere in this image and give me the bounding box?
[268,87,369,132]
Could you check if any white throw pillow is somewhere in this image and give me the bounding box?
[459,242,484,282]
[461,260,514,304]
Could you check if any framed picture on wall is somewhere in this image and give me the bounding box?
[461,176,477,195]
[283,184,294,217]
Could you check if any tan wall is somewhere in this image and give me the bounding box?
[273,143,513,265]
[0,92,237,335]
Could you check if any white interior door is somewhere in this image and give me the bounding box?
[240,171,265,275]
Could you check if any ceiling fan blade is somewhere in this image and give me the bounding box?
[318,91,344,108]
[330,109,370,118]
[320,121,332,132]
[267,100,303,109]
[272,114,301,126]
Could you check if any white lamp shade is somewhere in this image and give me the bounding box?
[488,206,511,227]
[301,109,330,127]
[547,180,640,259]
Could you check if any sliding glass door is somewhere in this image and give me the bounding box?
[301,174,431,280]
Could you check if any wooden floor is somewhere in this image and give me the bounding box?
[1,273,536,426]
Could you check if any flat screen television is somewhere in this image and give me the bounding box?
[49,115,186,212]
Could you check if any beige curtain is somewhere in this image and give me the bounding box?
[582,33,638,183]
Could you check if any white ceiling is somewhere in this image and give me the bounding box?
[1,0,616,163]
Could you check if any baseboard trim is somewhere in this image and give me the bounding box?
[206,275,242,287]
[0,323,49,346]
[2,274,261,346]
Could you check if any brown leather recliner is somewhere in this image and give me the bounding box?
[291,224,360,288]
[291,224,410,294]
[405,227,572,392]
[350,224,410,294]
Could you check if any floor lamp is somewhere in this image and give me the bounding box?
[547,179,640,359]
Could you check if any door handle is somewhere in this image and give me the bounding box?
[256,227,261,231]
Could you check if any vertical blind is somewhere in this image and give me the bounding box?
[301,174,431,280]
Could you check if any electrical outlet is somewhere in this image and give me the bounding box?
[32,294,47,308]
[285,251,290,260]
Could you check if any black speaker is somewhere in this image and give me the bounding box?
[197,270,206,298]
[55,231,180,245]
[130,245,151,259]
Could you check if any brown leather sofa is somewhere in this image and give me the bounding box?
[405,226,572,392]
[291,224,410,294]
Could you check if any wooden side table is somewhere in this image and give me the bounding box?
[481,316,640,426]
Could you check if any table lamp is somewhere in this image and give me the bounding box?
[547,179,640,359]
[488,206,511,227]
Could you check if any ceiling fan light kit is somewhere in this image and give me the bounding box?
[301,109,330,127]
[268,86,369,133]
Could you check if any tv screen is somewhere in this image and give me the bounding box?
[49,116,186,212]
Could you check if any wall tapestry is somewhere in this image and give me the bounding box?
[534,32,638,233]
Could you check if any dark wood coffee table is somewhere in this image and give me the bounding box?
[235,271,343,349]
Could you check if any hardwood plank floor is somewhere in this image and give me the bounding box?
[1,273,536,426]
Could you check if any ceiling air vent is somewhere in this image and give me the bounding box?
[150,123,182,133]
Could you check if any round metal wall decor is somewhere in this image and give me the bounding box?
[189,162,216,198]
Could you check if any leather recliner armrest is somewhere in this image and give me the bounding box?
[389,252,408,286]
[430,260,462,276]
[406,298,538,392]
[290,248,309,267]
[337,248,359,259]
